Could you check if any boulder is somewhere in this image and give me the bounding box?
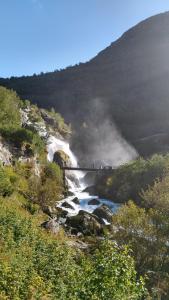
[53,150,70,168]
[56,206,68,218]
[65,210,103,235]
[61,201,74,210]
[72,197,79,205]
[41,218,60,234]
[88,198,100,205]
[93,204,113,223]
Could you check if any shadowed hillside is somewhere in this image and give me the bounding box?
[1,12,169,163]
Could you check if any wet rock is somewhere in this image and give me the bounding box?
[66,210,103,235]
[55,206,68,218]
[53,150,70,168]
[67,191,74,196]
[72,197,79,205]
[41,218,60,234]
[84,185,96,194]
[93,205,113,223]
[88,198,100,205]
[61,201,74,210]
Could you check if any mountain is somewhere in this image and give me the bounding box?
[1,12,169,163]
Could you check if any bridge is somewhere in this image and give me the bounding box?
[62,165,114,188]
[62,166,111,172]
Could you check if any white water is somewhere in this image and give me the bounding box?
[47,135,120,218]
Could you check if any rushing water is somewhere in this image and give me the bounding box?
[47,135,120,217]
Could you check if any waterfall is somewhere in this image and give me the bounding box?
[46,135,120,217]
[47,135,85,191]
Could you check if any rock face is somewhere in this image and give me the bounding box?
[65,210,103,235]
[93,205,113,223]
[0,138,12,165]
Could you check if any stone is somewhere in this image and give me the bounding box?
[56,206,68,218]
[88,198,100,205]
[93,205,113,223]
[41,218,60,234]
[65,210,103,235]
[72,197,79,205]
[61,201,74,210]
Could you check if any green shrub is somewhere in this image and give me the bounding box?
[96,154,169,204]
[0,197,146,299]
[0,86,21,132]
[111,201,169,298]
[43,162,63,183]
[0,166,14,196]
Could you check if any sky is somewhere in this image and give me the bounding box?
[1,0,169,78]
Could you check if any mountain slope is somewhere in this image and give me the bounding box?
[1,12,169,162]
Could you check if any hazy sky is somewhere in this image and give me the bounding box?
[1,0,169,78]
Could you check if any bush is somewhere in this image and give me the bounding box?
[111,201,169,298]
[0,197,146,299]
[43,162,63,183]
[141,174,169,213]
[0,166,14,196]
[96,154,169,204]
[0,86,21,132]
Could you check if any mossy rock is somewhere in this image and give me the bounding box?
[53,150,70,168]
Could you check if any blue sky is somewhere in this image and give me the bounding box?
[1,0,169,78]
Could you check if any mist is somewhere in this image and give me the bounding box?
[72,97,138,167]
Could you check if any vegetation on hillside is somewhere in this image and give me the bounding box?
[0,195,145,300]
[96,154,169,203]
[94,154,169,298]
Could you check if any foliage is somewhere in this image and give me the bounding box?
[96,154,169,203]
[0,196,146,299]
[141,174,169,212]
[79,240,146,300]
[111,201,169,299]
[0,165,14,197]
[43,162,63,184]
[16,162,64,210]
[47,107,71,136]
[0,86,21,132]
